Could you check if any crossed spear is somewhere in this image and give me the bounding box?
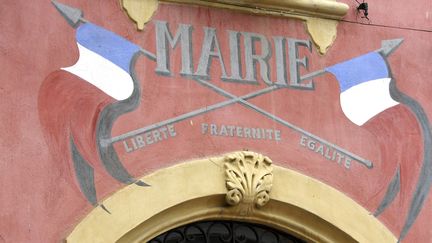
[53,1,432,242]
[51,1,406,169]
[106,42,400,169]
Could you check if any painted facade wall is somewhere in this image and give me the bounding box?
[1,0,432,242]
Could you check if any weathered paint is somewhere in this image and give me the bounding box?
[1,0,432,242]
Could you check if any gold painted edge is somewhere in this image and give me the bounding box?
[65,152,396,243]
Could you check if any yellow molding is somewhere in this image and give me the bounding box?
[162,0,349,20]
[121,0,158,30]
[65,152,396,243]
[121,0,348,54]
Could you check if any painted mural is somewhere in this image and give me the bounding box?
[3,0,432,242]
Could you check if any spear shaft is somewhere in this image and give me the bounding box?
[52,0,402,169]
[107,40,402,169]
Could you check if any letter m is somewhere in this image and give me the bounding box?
[154,20,193,76]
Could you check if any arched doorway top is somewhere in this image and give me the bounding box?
[66,151,396,242]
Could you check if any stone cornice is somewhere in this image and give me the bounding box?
[162,0,349,20]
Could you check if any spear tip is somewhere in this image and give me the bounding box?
[51,0,84,28]
[380,38,404,57]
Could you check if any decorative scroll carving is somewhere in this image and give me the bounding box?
[224,151,273,215]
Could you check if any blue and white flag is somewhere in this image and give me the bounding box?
[326,52,399,126]
[63,23,140,100]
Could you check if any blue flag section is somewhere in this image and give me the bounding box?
[326,52,389,92]
[76,23,140,73]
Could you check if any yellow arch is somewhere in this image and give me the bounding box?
[66,152,396,242]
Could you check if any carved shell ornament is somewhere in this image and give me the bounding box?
[224,151,273,214]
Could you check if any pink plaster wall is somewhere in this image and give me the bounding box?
[1,0,432,242]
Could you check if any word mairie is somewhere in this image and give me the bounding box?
[154,20,314,89]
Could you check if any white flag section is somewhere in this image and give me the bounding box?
[63,43,134,100]
[326,52,399,126]
[340,78,398,126]
[62,23,140,101]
